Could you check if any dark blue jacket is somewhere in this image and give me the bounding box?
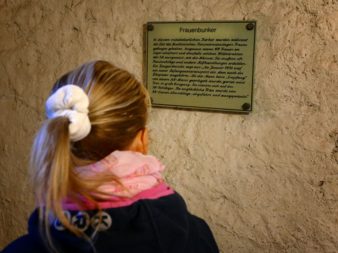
[2,192,219,253]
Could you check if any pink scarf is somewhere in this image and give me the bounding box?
[75,150,165,199]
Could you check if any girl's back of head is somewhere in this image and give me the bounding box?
[30,60,149,248]
[54,60,148,160]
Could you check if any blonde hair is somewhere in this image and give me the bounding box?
[31,61,149,250]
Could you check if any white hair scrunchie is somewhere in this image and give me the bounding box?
[45,84,91,142]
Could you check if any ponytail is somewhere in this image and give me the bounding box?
[31,117,80,250]
[30,116,120,251]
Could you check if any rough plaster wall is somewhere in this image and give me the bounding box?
[0,0,337,252]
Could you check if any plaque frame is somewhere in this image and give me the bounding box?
[144,21,256,113]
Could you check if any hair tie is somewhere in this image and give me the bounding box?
[45,84,91,142]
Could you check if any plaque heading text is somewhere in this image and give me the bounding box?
[179,27,217,33]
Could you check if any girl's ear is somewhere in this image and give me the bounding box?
[140,128,149,154]
[127,128,149,154]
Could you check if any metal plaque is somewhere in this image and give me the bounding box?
[145,21,256,113]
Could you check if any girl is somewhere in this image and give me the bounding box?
[3,61,219,253]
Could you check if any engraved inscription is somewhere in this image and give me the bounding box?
[151,37,249,99]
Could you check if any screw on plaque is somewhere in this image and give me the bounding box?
[147,24,154,31]
[242,103,251,111]
[246,23,254,30]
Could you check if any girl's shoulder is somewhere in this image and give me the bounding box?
[2,234,47,253]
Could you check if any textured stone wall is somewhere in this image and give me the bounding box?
[1,0,337,252]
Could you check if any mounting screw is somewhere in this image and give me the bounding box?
[246,23,254,30]
[242,103,251,111]
[147,23,154,31]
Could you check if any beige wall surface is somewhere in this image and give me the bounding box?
[1,0,337,252]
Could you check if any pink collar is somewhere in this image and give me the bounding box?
[63,182,174,210]
[75,150,166,199]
